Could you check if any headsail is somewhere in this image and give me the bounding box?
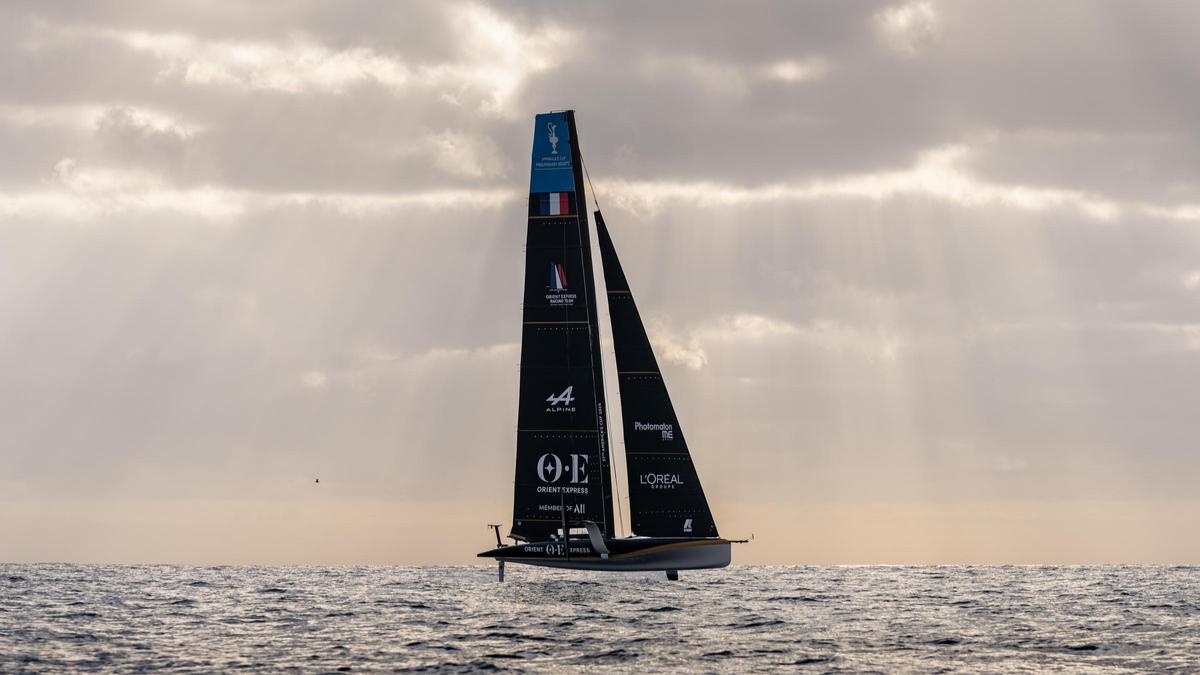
[511,111,615,541]
[595,211,719,538]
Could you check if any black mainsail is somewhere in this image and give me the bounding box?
[595,211,719,538]
[510,111,615,541]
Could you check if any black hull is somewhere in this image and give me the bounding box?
[477,537,731,571]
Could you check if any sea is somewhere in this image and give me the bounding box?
[2,564,1197,673]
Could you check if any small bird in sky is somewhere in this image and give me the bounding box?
[314,478,320,484]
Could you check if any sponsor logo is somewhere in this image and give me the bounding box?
[526,542,590,557]
[546,262,577,306]
[638,470,686,485]
[545,385,576,412]
[634,421,674,441]
[549,262,567,291]
[531,113,572,193]
[536,453,564,482]
[539,502,587,514]
[639,473,684,488]
[536,452,590,484]
[683,518,693,533]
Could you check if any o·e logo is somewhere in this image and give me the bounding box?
[536,453,589,484]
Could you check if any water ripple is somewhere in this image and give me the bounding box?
[0,564,1197,672]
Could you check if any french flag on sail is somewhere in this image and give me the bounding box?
[549,262,568,290]
[530,192,573,217]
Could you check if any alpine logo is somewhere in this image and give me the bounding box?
[683,518,693,533]
[545,385,576,412]
[546,262,577,306]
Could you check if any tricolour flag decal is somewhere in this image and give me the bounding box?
[530,192,574,217]
[549,262,568,290]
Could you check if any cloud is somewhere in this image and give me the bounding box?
[440,3,576,114]
[4,1,1200,565]
[993,455,1030,473]
[700,314,802,341]
[875,1,941,56]
[700,315,902,363]
[647,321,708,370]
[49,3,575,115]
[0,103,199,137]
[638,53,829,99]
[0,184,513,222]
[423,129,508,179]
[401,343,520,366]
[646,314,903,371]
[0,157,515,221]
[596,143,1200,222]
[94,105,201,139]
[300,371,328,389]
[1144,204,1200,222]
[322,343,520,391]
[119,31,408,94]
[762,57,830,83]
[971,319,1200,355]
[269,188,515,216]
[51,157,160,192]
[1137,323,1200,352]
[1184,271,1200,291]
[639,54,749,97]
[0,158,243,221]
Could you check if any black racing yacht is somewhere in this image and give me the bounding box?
[478,111,733,581]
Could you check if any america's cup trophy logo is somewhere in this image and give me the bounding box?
[547,122,559,154]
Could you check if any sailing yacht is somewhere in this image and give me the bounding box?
[478,111,732,580]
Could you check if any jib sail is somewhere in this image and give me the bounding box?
[595,211,719,538]
[510,111,615,541]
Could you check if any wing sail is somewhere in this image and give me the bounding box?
[595,211,718,538]
[510,112,615,541]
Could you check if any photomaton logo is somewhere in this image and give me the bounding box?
[634,421,674,441]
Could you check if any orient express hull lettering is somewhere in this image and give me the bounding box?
[535,486,590,494]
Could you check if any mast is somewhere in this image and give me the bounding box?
[595,211,719,538]
[510,111,615,542]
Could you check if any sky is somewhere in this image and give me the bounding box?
[2,1,1198,565]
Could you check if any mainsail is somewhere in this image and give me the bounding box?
[595,211,719,538]
[511,111,615,541]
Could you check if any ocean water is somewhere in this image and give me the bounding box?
[1,565,1197,673]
